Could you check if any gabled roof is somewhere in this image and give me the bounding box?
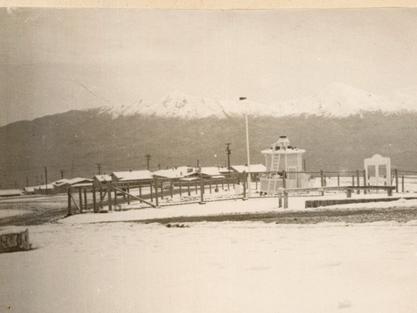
[153,166,196,179]
[231,164,267,173]
[54,177,93,187]
[112,170,153,181]
[199,167,222,177]
[93,174,112,183]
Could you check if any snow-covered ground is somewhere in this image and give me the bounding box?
[0,221,416,313]
[61,191,417,225]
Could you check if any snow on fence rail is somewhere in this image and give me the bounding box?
[64,169,407,216]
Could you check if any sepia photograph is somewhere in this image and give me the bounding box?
[1,2,417,312]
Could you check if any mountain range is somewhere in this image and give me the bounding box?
[1,83,417,188]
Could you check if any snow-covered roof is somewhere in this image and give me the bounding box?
[199,167,222,177]
[231,164,267,173]
[0,189,23,197]
[94,174,112,183]
[153,166,196,179]
[112,170,153,182]
[54,177,93,187]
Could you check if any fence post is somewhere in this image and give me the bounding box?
[243,172,247,200]
[356,170,360,194]
[78,188,83,213]
[127,184,130,204]
[179,183,182,198]
[278,192,282,208]
[199,178,205,204]
[363,170,367,194]
[188,183,191,196]
[92,186,97,213]
[283,191,288,209]
[170,180,174,199]
[67,188,72,216]
[401,175,405,193]
[320,170,324,187]
[395,169,399,193]
[150,182,153,201]
[108,186,112,211]
[347,189,352,198]
[83,188,88,211]
[337,173,340,187]
[154,178,159,207]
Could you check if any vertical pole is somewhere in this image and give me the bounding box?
[243,173,247,200]
[320,170,324,187]
[188,183,191,196]
[356,170,360,194]
[179,183,182,198]
[67,188,72,216]
[127,184,130,204]
[319,170,324,196]
[114,189,117,207]
[199,178,205,204]
[83,188,87,211]
[195,181,198,194]
[402,175,405,193]
[154,178,159,207]
[283,191,288,209]
[170,180,173,199]
[337,173,340,187]
[139,185,142,198]
[363,170,367,194]
[395,169,399,193]
[244,111,252,197]
[278,193,282,208]
[209,182,212,193]
[108,186,112,211]
[150,182,153,201]
[352,175,355,187]
[93,186,97,213]
[78,188,83,213]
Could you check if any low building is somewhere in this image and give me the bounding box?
[153,166,196,180]
[93,174,112,187]
[111,170,153,185]
[231,164,267,180]
[0,189,23,197]
[53,178,93,192]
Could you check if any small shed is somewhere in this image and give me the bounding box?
[93,174,112,186]
[231,164,267,180]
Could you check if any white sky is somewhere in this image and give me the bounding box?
[1,8,417,125]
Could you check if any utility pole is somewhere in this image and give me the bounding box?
[225,143,231,170]
[145,154,151,170]
[44,166,48,194]
[60,169,64,179]
[96,163,102,175]
[240,97,251,197]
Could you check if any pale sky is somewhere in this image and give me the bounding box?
[1,8,417,125]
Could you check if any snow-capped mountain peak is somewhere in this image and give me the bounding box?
[99,83,417,119]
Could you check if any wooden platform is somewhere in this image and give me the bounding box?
[305,196,417,208]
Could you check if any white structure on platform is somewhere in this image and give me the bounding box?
[260,136,309,194]
[364,154,391,186]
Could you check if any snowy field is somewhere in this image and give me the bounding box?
[62,193,417,224]
[1,221,417,313]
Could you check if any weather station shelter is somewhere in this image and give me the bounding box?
[259,136,308,194]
